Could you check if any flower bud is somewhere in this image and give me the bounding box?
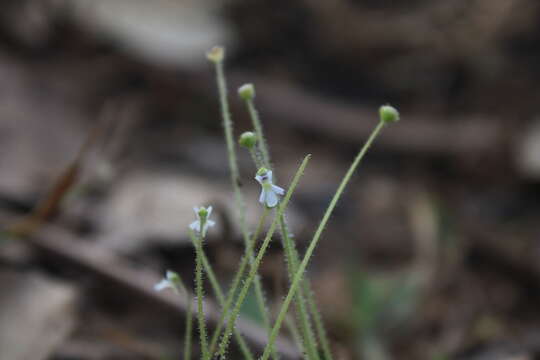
[239,131,257,149]
[257,167,269,176]
[379,105,400,124]
[197,207,209,220]
[257,167,268,175]
[238,83,255,101]
[206,46,224,63]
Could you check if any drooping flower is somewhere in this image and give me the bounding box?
[255,168,285,208]
[154,270,182,293]
[189,206,215,236]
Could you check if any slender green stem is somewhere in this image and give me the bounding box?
[245,210,276,358]
[246,99,271,168]
[249,148,264,170]
[214,59,251,253]
[215,61,242,211]
[208,209,269,356]
[280,215,334,360]
[170,279,193,360]
[261,121,387,360]
[248,145,277,359]
[285,315,305,354]
[189,232,225,305]
[194,230,209,360]
[304,283,333,360]
[184,292,194,360]
[216,155,311,359]
[245,93,317,360]
[189,232,254,360]
[253,271,279,360]
[212,53,272,359]
[279,215,319,360]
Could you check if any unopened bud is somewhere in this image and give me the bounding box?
[379,105,400,124]
[239,131,257,149]
[206,46,224,63]
[257,167,269,176]
[197,207,209,220]
[238,83,255,101]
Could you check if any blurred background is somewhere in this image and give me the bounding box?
[1,0,540,359]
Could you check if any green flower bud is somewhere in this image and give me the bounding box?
[257,167,269,176]
[379,105,400,124]
[206,46,224,63]
[239,131,257,149]
[238,83,255,101]
[197,207,208,220]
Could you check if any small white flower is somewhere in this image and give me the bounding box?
[255,168,285,208]
[154,270,181,293]
[189,206,215,236]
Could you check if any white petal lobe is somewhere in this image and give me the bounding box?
[271,185,285,195]
[259,189,266,204]
[265,190,278,208]
[190,221,200,231]
[154,280,170,292]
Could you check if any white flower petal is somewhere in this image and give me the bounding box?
[166,270,176,280]
[255,174,263,184]
[190,205,215,235]
[259,188,266,204]
[265,189,278,208]
[190,221,200,231]
[154,279,171,292]
[271,185,285,195]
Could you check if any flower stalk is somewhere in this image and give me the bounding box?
[216,155,311,359]
[260,118,390,360]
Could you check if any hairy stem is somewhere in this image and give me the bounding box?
[208,209,269,357]
[246,98,271,169]
[244,93,315,360]
[212,52,272,359]
[189,232,254,360]
[216,155,311,359]
[280,215,334,360]
[279,215,320,360]
[214,61,243,222]
[194,230,209,360]
[184,292,194,360]
[285,315,305,355]
[260,121,387,360]
[304,283,333,360]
